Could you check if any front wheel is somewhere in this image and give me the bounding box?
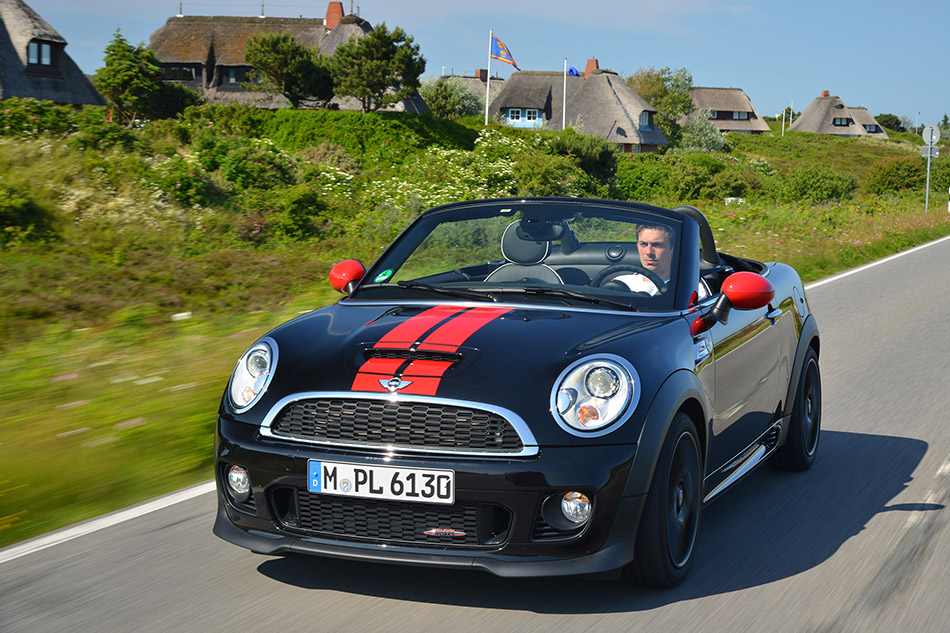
[768,347,821,471]
[623,412,702,588]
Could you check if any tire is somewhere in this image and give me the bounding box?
[623,412,703,588]
[768,347,821,471]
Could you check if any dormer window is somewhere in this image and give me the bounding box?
[732,111,749,120]
[640,111,653,131]
[28,40,53,66]
[833,117,851,126]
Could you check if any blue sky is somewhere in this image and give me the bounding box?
[29,0,949,127]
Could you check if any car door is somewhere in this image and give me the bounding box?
[706,300,785,474]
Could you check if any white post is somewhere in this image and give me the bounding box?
[781,110,785,137]
[562,58,567,130]
[484,29,493,125]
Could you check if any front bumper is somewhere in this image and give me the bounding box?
[214,416,647,577]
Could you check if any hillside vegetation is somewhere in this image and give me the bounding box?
[2,98,950,548]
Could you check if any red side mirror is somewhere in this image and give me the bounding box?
[329,260,365,294]
[721,272,775,310]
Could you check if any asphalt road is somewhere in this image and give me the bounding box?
[2,238,949,633]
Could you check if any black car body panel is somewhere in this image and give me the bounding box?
[214,198,820,583]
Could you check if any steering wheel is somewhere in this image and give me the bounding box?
[592,264,666,293]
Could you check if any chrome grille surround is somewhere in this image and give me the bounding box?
[260,392,539,457]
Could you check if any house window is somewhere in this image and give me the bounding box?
[709,110,718,119]
[639,111,652,130]
[228,68,239,83]
[833,117,851,126]
[526,109,539,122]
[27,41,52,66]
[164,66,196,81]
[865,124,880,133]
[508,108,522,122]
[732,111,749,120]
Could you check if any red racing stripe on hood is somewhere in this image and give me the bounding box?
[416,307,513,352]
[372,305,466,349]
[352,305,512,394]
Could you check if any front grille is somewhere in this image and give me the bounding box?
[293,491,481,547]
[271,398,524,453]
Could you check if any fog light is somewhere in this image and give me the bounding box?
[561,491,592,524]
[227,465,251,502]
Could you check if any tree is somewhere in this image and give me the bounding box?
[244,33,333,109]
[331,23,426,113]
[875,113,905,132]
[626,66,693,147]
[93,30,163,125]
[419,77,481,119]
[675,109,725,154]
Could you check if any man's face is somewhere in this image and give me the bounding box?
[637,228,673,279]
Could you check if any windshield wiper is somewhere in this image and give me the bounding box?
[502,286,638,311]
[391,280,498,302]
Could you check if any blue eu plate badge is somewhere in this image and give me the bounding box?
[308,461,321,492]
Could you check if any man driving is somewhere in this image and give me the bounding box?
[609,224,709,300]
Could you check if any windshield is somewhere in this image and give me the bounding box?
[352,200,683,312]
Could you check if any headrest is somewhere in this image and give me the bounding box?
[501,221,550,264]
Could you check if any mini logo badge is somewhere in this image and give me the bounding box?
[424,528,466,537]
[380,377,412,392]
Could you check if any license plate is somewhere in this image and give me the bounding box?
[307,460,455,504]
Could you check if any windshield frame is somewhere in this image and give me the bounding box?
[348,198,701,313]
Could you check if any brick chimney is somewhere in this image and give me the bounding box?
[584,58,599,79]
[476,69,488,82]
[821,89,830,98]
[326,2,343,30]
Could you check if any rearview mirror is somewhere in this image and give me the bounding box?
[691,272,775,335]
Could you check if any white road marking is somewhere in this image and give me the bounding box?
[6,232,950,563]
[805,233,950,290]
[0,481,215,566]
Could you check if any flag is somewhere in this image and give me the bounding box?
[490,34,520,70]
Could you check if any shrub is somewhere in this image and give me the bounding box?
[930,158,950,192]
[614,160,670,201]
[542,129,617,183]
[219,141,297,189]
[0,97,75,137]
[781,165,857,203]
[147,155,213,206]
[236,184,327,243]
[668,161,713,200]
[865,157,926,194]
[141,119,192,156]
[69,108,138,151]
[513,152,588,197]
[0,184,56,246]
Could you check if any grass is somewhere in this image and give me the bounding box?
[3,102,950,549]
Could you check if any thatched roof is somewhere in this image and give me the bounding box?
[789,94,888,138]
[148,14,371,66]
[0,0,105,104]
[685,87,770,133]
[488,69,668,147]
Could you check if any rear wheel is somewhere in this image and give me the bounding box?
[624,412,702,588]
[769,347,821,471]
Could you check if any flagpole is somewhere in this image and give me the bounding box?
[485,29,493,125]
[562,58,567,130]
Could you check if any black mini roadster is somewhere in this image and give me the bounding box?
[214,198,821,587]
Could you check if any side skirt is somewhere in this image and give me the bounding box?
[702,417,787,504]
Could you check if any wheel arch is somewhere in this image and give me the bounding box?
[782,314,820,420]
[623,369,709,497]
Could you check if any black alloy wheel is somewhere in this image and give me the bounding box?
[768,347,821,471]
[624,412,702,588]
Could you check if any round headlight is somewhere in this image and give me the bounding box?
[586,367,620,399]
[229,338,278,413]
[550,355,639,436]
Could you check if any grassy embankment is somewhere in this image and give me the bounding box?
[1,100,949,548]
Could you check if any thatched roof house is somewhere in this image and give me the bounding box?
[0,0,105,105]
[441,69,505,101]
[488,59,667,153]
[789,91,888,138]
[683,87,769,134]
[147,2,423,111]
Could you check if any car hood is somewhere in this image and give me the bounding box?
[243,301,690,443]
